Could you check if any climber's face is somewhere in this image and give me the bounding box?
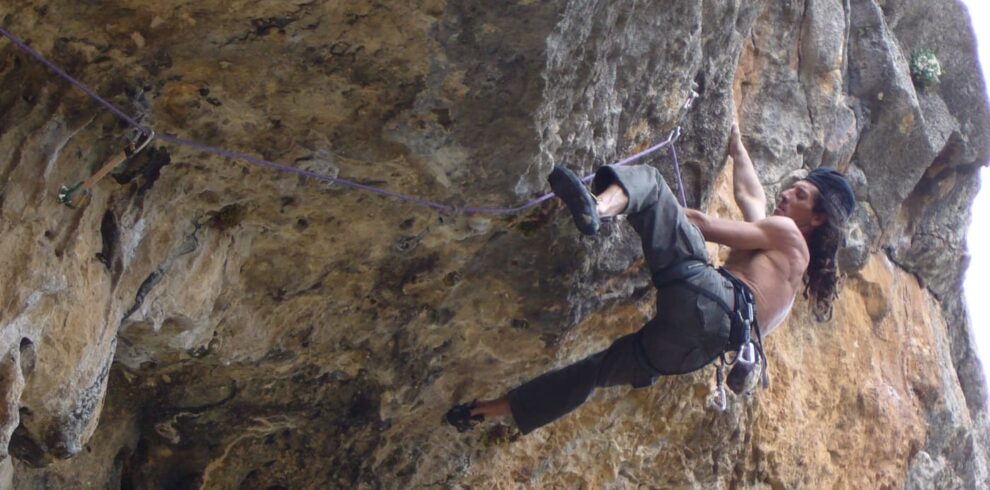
[773,180,825,232]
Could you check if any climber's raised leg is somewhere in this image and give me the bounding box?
[444,165,730,434]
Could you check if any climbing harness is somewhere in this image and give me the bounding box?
[650,260,769,412]
[57,128,155,208]
[713,270,769,410]
[0,25,698,216]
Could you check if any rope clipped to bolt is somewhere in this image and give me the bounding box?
[0,25,697,213]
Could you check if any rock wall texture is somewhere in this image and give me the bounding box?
[0,0,989,488]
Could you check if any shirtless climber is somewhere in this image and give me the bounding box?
[444,123,855,435]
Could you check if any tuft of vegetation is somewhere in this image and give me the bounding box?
[910,48,942,91]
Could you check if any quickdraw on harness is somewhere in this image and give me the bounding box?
[711,270,769,411]
[651,260,769,412]
[57,128,155,208]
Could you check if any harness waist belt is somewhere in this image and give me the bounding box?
[718,268,755,348]
[652,261,748,341]
[647,260,768,387]
[651,260,754,332]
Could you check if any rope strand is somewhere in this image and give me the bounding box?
[1,25,690,214]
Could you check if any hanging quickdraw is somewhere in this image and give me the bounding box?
[665,87,698,207]
[57,128,155,208]
[669,87,699,138]
[709,356,728,411]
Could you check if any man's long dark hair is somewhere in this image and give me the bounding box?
[803,191,850,321]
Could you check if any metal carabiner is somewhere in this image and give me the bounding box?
[709,384,727,412]
[683,89,699,111]
[125,128,155,157]
[708,359,728,412]
[57,182,89,209]
[672,88,700,127]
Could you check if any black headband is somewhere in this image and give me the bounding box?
[804,168,856,218]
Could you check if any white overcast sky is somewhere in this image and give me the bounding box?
[960,0,990,377]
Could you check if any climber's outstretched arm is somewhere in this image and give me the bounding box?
[684,209,804,254]
[729,123,767,222]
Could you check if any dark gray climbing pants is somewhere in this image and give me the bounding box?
[508,164,735,434]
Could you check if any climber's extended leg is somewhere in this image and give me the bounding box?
[450,332,656,434]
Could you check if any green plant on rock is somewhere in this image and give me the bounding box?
[910,48,942,91]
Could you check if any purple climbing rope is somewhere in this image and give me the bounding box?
[1,25,690,214]
[158,133,676,214]
[0,26,148,134]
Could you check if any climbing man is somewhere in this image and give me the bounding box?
[444,122,856,435]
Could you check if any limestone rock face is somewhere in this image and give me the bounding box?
[0,0,988,488]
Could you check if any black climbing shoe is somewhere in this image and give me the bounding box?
[444,401,484,432]
[548,166,600,235]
